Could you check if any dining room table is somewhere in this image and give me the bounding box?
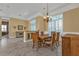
[38,34,51,47]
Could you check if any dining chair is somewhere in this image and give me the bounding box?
[55,32,60,47]
[31,32,42,50]
[44,32,56,50]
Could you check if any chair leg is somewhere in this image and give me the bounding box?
[56,41,60,47]
[42,41,45,47]
[36,42,39,51]
[39,41,42,47]
[32,42,39,51]
[53,43,57,49]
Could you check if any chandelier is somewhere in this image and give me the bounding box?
[43,3,49,22]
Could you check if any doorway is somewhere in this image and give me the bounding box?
[1,21,9,36]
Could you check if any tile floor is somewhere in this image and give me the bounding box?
[0,36,62,56]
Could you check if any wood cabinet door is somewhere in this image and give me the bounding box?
[62,37,71,56]
[71,37,79,56]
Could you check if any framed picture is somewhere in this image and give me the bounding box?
[18,25,23,30]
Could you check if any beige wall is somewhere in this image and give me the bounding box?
[9,18,30,38]
[36,16,48,32]
[63,7,79,32]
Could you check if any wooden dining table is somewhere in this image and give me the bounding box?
[39,34,51,47]
[39,35,49,39]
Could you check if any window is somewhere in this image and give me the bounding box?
[1,25,7,32]
[31,20,36,31]
[48,14,63,34]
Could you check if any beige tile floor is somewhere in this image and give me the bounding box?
[0,36,62,56]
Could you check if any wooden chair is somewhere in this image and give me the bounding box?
[55,32,60,47]
[44,32,56,50]
[31,32,42,50]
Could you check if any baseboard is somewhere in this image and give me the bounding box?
[62,32,79,36]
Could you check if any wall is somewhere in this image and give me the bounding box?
[63,7,79,32]
[36,16,48,32]
[9,18,30,38]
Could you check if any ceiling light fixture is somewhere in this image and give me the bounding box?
[43,3,49,22]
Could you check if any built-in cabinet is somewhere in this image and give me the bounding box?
[62,34,79,56]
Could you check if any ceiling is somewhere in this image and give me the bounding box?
[0,3,79,20]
